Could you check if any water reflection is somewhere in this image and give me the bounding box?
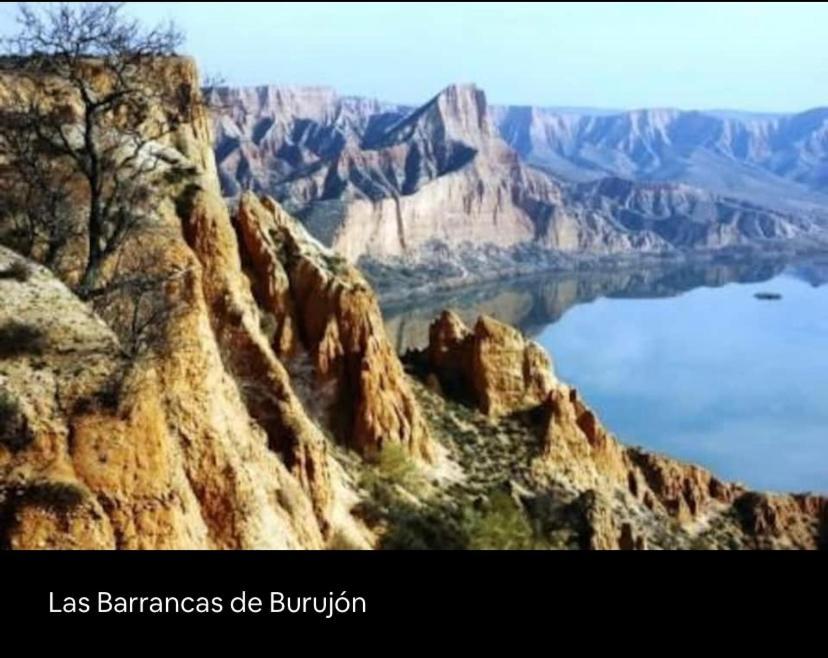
[382,258,828,493]
[383,259,789,353]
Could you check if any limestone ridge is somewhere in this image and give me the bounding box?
[368,84,495,152]
[207,85,412,197]
[211,84,828,267]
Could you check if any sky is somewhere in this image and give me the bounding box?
[0,2,825,112]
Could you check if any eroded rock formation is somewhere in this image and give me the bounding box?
[234,193,432,461]
[1,57,824,552]
[492,104,828,215]
[409,311,828,550]
[0,246,327,549]
[212,83,827,271]
[0,58,372,549]
[422,311,554,416]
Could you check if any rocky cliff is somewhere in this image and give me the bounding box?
[207,85,411,198]
[233,193,432,461]
[0,59,379,549]
[1,58,824,551]
[403,312,827,549]
[211,84,828,273]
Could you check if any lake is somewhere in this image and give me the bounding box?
[382,259,828,493]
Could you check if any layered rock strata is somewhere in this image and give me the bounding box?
[233,192,433,461]
[0,58,371,549]
[212,84,827,267]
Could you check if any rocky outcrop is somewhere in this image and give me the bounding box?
[421,311,554,416]
[0,246,325,549]
[573,490,647,550]
[540,366,826,549]
[542,386,746,521]
[234,193,433,461]
[206,85,411,198]
[410,311,827,549]
[734,492,828,550]
[181,189,333,528]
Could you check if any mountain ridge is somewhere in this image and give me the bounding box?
[492,103,828,215]
[210,82,828,273]
[211,83,828,213]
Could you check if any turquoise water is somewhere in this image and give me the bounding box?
[383,261,828,493]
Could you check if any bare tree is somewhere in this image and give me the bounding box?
[0,102,79,268]
[93,252,193,360]
[0,2,189,297]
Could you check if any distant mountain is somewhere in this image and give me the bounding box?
[491,105,828,216]
[208,86,413,198]
[208,85,828,267]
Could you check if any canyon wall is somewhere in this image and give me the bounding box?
[212,84,828,267]
[0,59,376,548]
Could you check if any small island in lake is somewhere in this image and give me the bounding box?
[754,292,783,301]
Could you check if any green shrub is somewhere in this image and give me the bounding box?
[259,311,276,337]
[361,443,423,498]
[163,164,199,186]
[71,374,125,415]
[174,183,203,219]
[375,443,419,485]
[0,389,33,451]
[463,491,538,550]
[0,321,47,358]
[18,481,85,512]
[0,260,33,283]
[379,503,469,550]
[324,254,349,277]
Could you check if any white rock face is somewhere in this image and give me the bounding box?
[492,104,828,215]
[210,83,828,264]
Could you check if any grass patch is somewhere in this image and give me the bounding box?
[0,260,33,283]
[0,321,47,358]
[463,491,540,550]
[0,389,34,451]
[15,481,86,513]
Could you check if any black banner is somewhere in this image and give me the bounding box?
[1,550,824,632]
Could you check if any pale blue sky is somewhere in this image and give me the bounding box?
[1,2,826,112]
